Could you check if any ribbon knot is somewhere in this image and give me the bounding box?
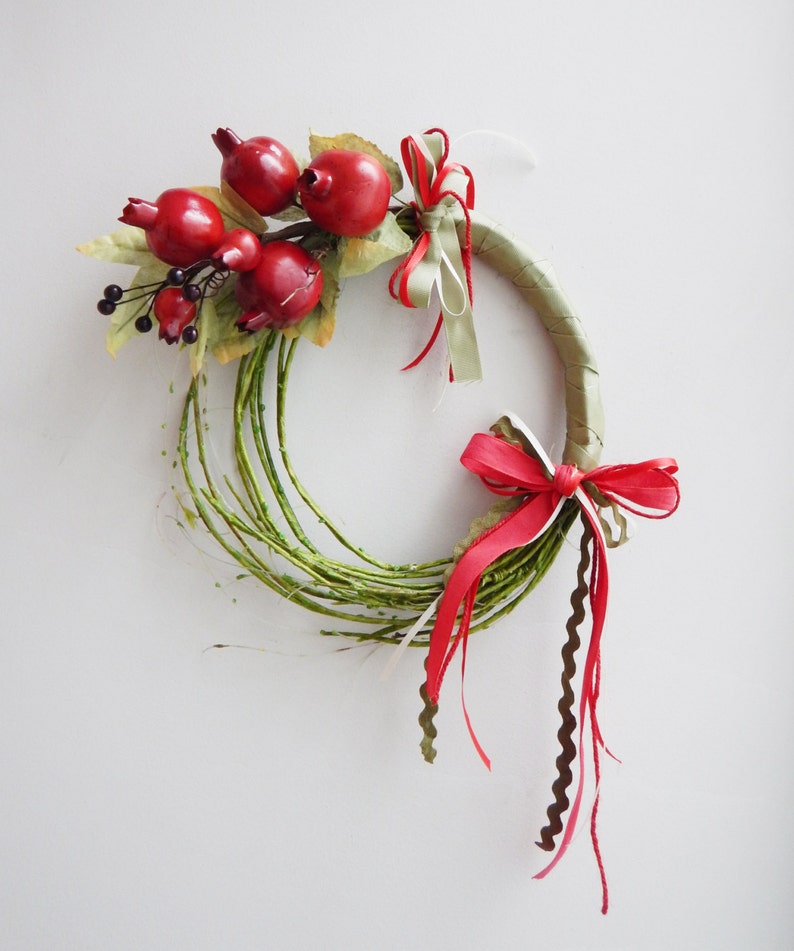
[553,463,584,497]
[418,206,446,233]
[389,128,483,382]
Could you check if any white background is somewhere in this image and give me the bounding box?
[2,1,792,948]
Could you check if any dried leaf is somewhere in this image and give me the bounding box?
[338,212,413,277]
[211,331,261,365]
[294,306,335,348]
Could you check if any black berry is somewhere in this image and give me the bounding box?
[103,284,123,302]
[135,314,153,333]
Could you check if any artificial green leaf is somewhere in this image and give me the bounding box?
[77,226,157,267]
[337,212,413,278]
[106,261,170,357]
[191,184,267,234]
[307,130,403,194]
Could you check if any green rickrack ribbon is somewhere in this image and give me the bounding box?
[390,129,483,382]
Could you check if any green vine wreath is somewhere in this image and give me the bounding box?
[80,126,680,914]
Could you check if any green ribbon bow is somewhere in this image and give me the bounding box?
[392,130,483,382]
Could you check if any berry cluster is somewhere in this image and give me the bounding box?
[96,128,393,345]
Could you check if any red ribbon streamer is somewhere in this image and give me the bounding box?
[423,431,679,908]
[399,313,444,372]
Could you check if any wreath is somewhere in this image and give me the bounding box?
[79,126,680,913]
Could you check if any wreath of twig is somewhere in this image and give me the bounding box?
[81,126,679,916]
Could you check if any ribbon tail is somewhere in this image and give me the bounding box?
[533,496,611,916]
[459,588,491,770]
[400,313,444,372]
[441,294,482,383]
[585,529,609,914]
[419,582,490,770]
[590,650,609,915]
[536,514,592,853]
[422,491,563,771]
[424,492,562,701]
[418,680,439,764]
[418,584,476,766]
[380,595,441,681]
[436,217,482,382]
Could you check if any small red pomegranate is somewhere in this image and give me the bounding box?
[153,287,197,344]
[120,189,224,268]
[213,128,299,217]
[234,241,323,332]
[297,150,391,237]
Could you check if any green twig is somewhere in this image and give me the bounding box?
[176,334,575,643]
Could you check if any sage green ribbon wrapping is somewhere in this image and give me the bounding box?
[396,131,483,382]
[460,211,605,471]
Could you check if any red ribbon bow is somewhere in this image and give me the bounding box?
[399,128,475,225]
[388,128,480,380]
[423,426,679,909]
